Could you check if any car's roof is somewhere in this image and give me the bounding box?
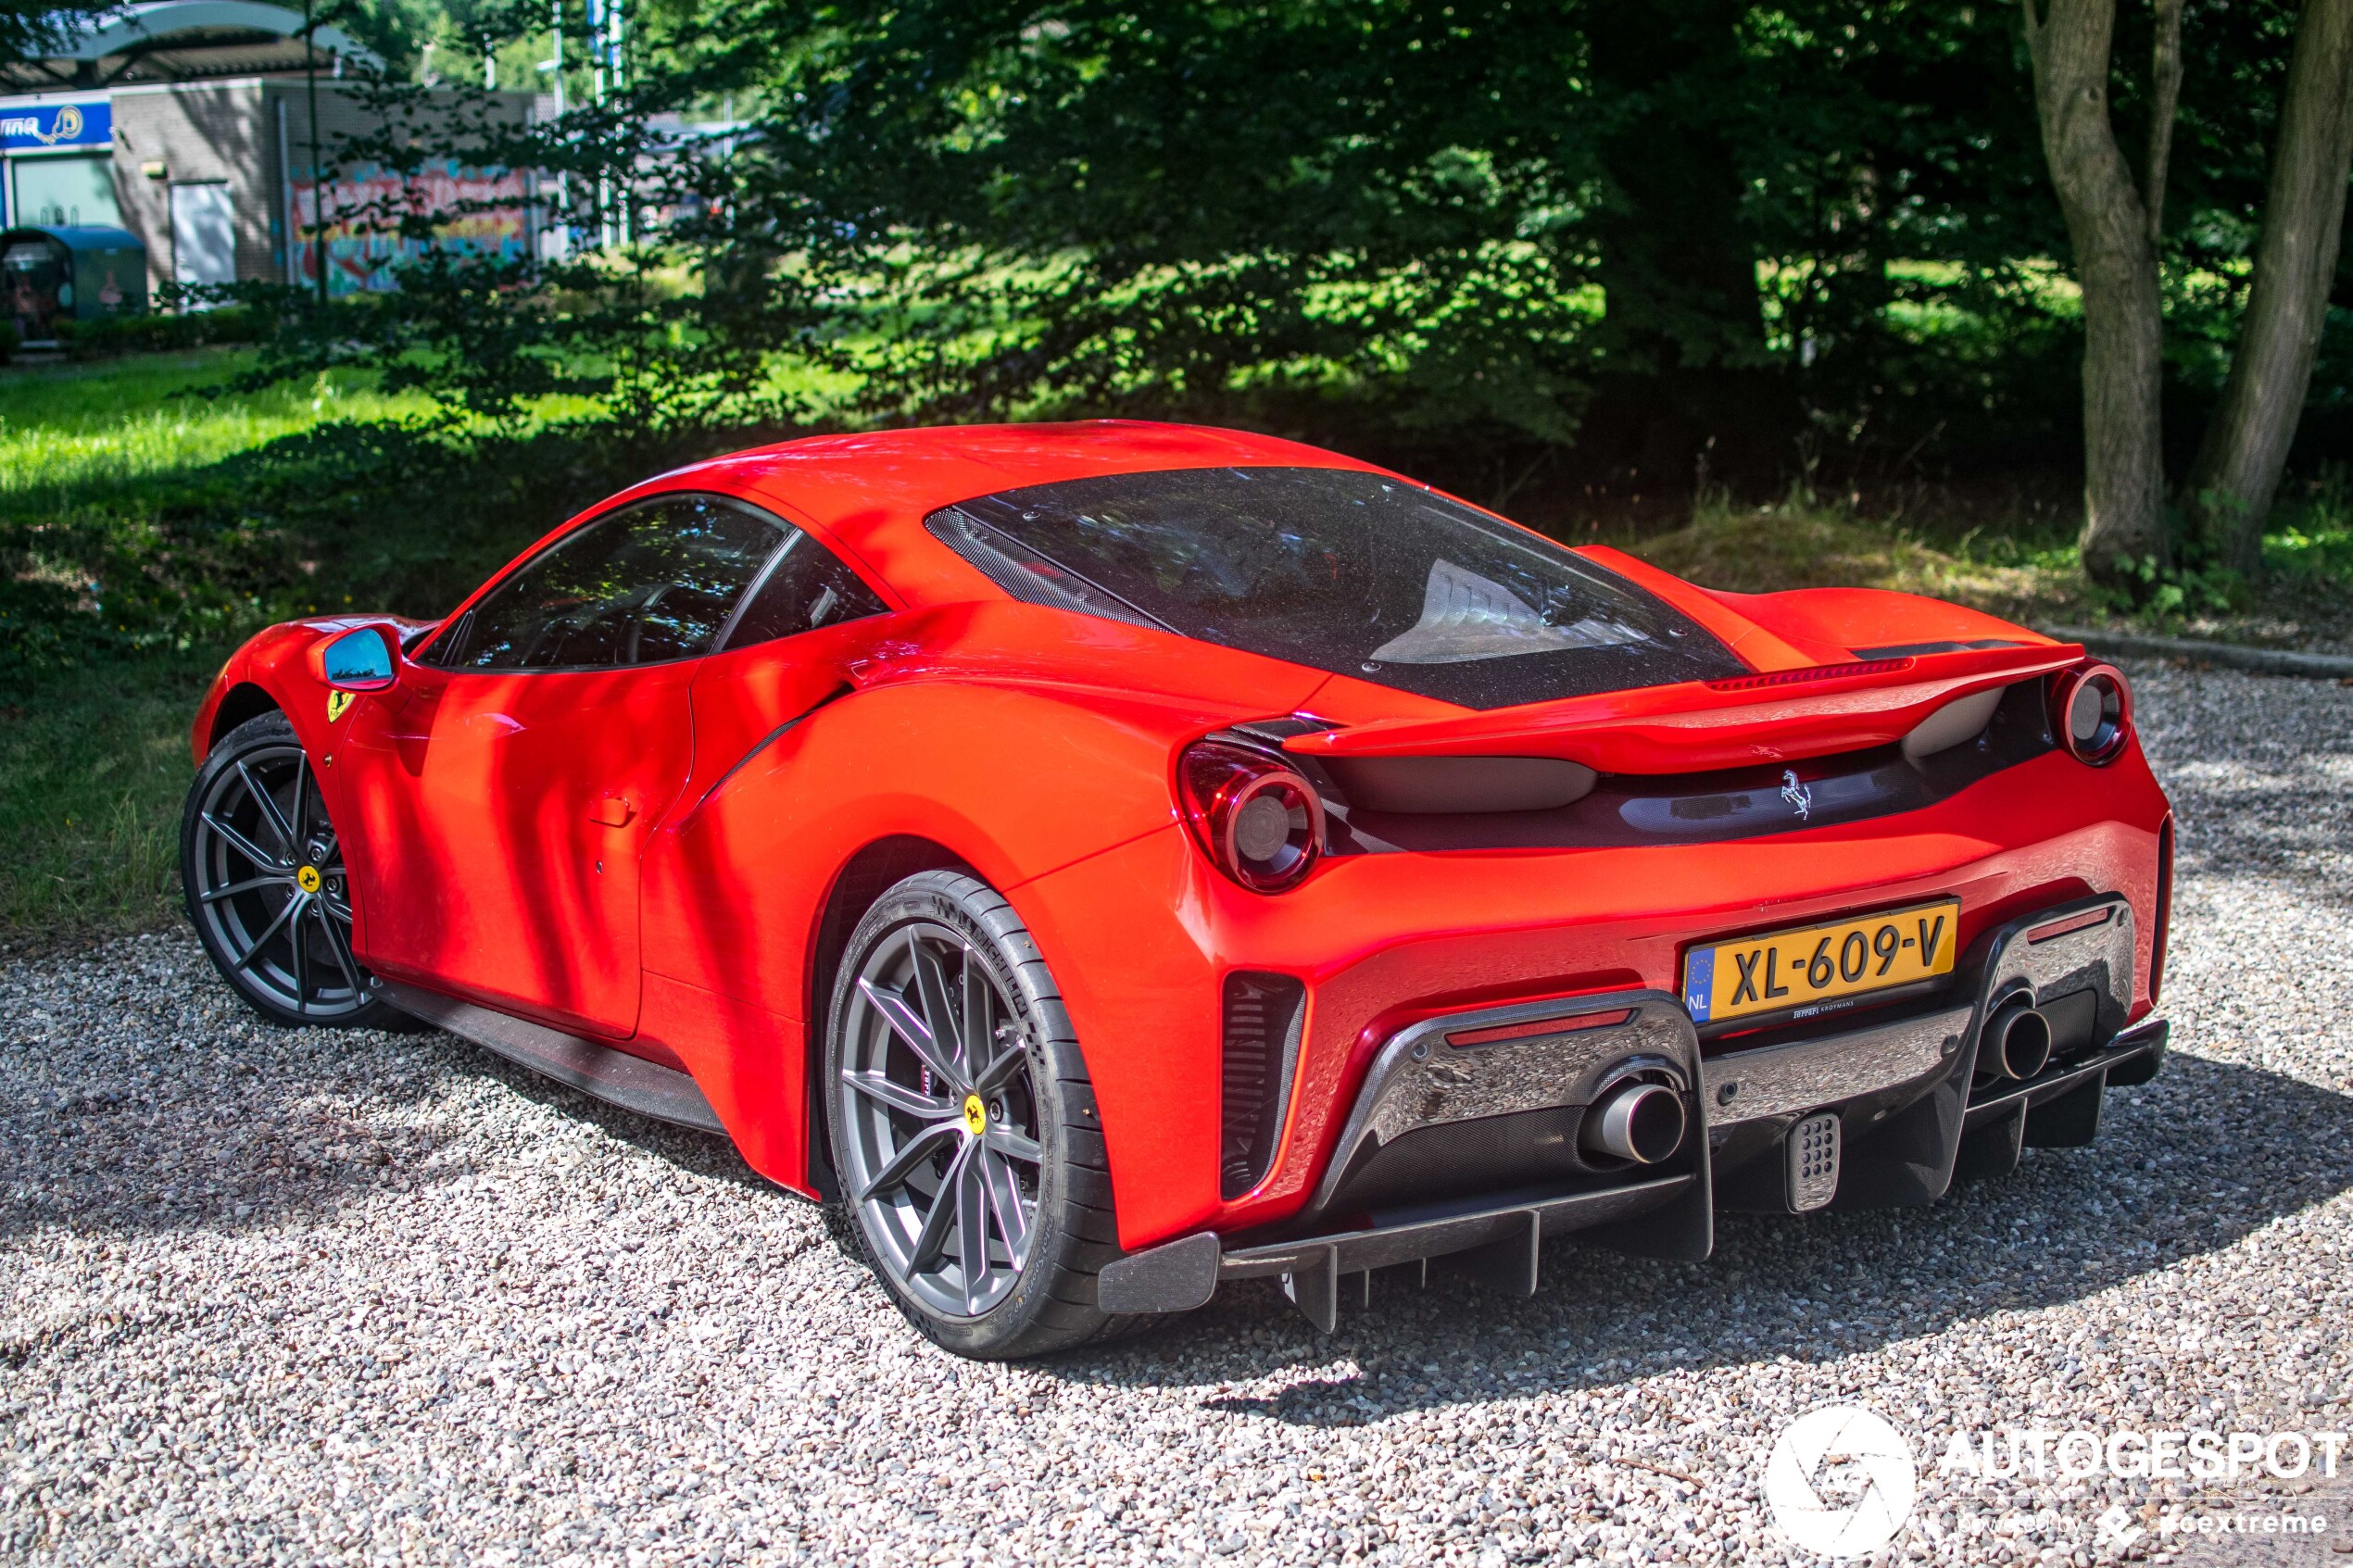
[636,420,1383,608]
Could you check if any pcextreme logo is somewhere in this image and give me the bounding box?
[1764,1404,1918,1558]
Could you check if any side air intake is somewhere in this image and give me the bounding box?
[1220,972,1306,1199]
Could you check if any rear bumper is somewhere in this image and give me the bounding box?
[1018,741,2170,1250]
[1097,892,2167,1325]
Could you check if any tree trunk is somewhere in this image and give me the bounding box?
[2186,0,2353,577]
[1584,0,1789,483]
[2022,0,2172,584]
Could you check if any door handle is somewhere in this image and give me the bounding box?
[588,795,636,827]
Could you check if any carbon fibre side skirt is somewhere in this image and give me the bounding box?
[381,981,727,1135]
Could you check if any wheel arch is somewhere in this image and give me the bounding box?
[800,834,975,1197]
[206,682,283,752]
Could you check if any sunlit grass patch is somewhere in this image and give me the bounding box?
[1624,493,2090,626]
[2267,466,2353,583]
[0,351,431,501]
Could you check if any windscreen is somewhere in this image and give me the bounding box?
[933,466,1743,709]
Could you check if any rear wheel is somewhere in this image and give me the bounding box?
[182,711,396,1029]
[824,870,1139,1358]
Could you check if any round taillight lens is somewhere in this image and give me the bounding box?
[2051,662,2132,765]
[1177,740,1326,893]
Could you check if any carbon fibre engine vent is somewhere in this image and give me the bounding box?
[1220,972,1306,1199]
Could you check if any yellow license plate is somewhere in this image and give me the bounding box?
[1682,898,1960,1024]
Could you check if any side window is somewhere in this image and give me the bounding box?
[720,528,889,651]
[431,495,784,671]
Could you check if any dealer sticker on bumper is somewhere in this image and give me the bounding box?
[1683,897,1960,1024]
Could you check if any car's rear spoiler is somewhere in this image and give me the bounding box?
[1284,643,2086,775]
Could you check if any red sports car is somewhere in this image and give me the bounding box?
[182,422,2171,1358]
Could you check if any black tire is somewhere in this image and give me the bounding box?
[824,870,1144,1359]
[182,710,400,1030]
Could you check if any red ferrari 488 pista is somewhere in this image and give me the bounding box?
[182,422,2171,1357]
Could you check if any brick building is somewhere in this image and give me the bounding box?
[3,3,538,297]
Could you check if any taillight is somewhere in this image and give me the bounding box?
[1177,739,1326,892]
[2051,661,2132,765]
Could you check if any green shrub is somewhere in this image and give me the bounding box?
[57,307,264,360]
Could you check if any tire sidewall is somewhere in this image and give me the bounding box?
[824,872,1093,1359]
[181,710,394,1030]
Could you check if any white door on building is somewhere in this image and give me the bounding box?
[170,181,235,290]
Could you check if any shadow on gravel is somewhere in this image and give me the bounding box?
[1060,1051,2353,1423]
[0,1020,760,1245]
[424,1034,767,1190]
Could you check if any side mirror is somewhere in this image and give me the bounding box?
[312,626,397,691]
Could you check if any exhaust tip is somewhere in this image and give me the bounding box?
[1985,1002,2054,1081]
[1581,1082,1687,1165]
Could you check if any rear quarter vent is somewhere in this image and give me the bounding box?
[1220,972,1307,1199]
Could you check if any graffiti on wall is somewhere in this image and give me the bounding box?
[288,159,531,295]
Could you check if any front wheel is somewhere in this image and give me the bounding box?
[182,710,398,1029]
[824,870,1139,1359]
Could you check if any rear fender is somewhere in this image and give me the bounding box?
[645,681,1242,997]
[635,679,1252,1190]
[1709,585,2058,658]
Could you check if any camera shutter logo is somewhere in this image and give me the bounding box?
[1765,1404,1917,1557]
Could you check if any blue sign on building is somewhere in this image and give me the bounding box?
[0,99,113,153]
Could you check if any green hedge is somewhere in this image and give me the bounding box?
[57,307,264,359]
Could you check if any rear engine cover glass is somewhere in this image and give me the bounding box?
[938,467,1744,709]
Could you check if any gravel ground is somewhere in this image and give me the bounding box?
[5,659,2351,1567]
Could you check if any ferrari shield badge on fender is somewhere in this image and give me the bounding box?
[326,691,354,722]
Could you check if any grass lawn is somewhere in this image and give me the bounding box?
[0,349,409,947]
[0,651,222,945]
[1624,497,2088,626]
[0,350,424,506]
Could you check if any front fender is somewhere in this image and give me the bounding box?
[191,616,433,766]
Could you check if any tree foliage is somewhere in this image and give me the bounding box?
[245,1,2350,521]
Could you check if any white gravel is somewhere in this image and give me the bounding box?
[5,659,2352,1566]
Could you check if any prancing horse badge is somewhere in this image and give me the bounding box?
[1780,769,1813,822]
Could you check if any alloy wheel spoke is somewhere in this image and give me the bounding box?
[909,941,969,1086]
[200,873,289,905]
[857,976,963,1092]
[844,1069,960,1122]
[290,754,312,850]
[289,892,309,1013]
[979,1148,1031,1271]
[906,1138,976,1273]
[954,1142,992,1313]
[983,1123,1042,1165]
[233,891,305,972]
[973,1028,1028,1098]
[855,1118,963,1202]
[960,960,994,1087]
[238,760,298,856]
[202,811,283,874]
[313,899,367,997]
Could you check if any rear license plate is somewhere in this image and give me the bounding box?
[1682,897,1960,1024]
